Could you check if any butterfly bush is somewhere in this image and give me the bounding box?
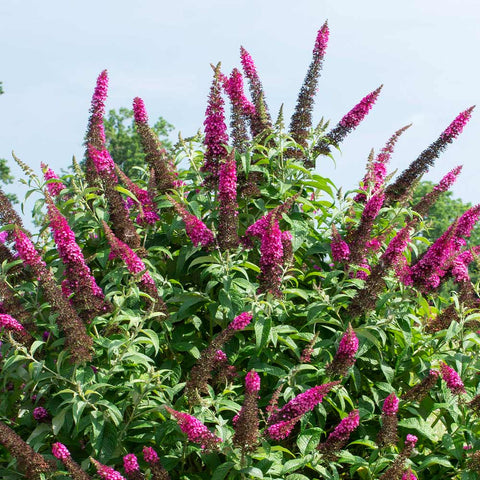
[1,20,480,480]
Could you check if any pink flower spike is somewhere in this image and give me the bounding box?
[434,166,462,193]
[440,362,465,395]
[123,453,140,474]
[339,85,383,130]
[405,434,418,448]
[229,312,253,331]
[142,446,159,464]
[0,314,25,332]
[440,106,475,143]
[245,370,261,394]
[402,470,418,480]
[165,407,222,450]
[267,417,299,440]
[382,393,399,415]
[133,97,149,124]
[330,225,350,262]
[240,46,258,81]
[52,442,70,461]
[314,21,329,58]
[91,458,126,480]
[41,162,66,197]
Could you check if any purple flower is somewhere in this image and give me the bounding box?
[402,470,417,480]
[313,21,329,58]
[33,407,49,422]
[434,166,463,193]
[13,228,47,269]
[223,68,255,116]
[267,417,299,440]
[405,434,418,448]
[52,442,70,460]
[440,362,465,395]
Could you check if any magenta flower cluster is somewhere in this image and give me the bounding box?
[240,46,258,81]
[440,362,465,395]
[132,96,149,124]
[362,193,384,221]
[402,471,418,480]
[87,145,118,181]
[13,228,47,270]
[245,370,261,394]
[323,409,360,445]
[229,312,253,331]
[52,442,70,460]
[267,382,339,438]
[41,162,66,197]
[89,69,109,143]
[123,453,140,474]
[142,446,159,464]
[313,21,329,58]
[218,156,238,204]
[338,86,382,130]
[434,166,463,193]
[331,225,350,262]
[93,460,126,480]
[405,434,418,448]
[166,407,222,449]
[337,324,359,362]
[440,106,475,143]
[382,393,399,415]
[48,203,105,298]
[223,68,256,116]
[203,70,229,165]
[0,314,24,332]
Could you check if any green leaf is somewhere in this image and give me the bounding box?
[255,316,272,351]
[212,462,235,480]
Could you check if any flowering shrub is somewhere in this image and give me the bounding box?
[1,21,480,480]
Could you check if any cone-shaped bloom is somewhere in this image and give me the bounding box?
[330,225,350,262]
[0,313,25,332]
[317,410,360,458]
[41,162,65,197]
[401,470,417,480]
[202,65,229,178]
[47,200,109,318]
[382,393,399,415]
[440,362,465,395]
[258,217,284,296]
[52,442,70,461]
[377,393,399,447]
[317,86,382,154]
[165,407,222,450]
[229,312,253,331]
[86,69,108,146]
[326,324,359,376]
[168,195,214,247]
[123,454,140,475]
[91,458,126,480]
[223,68,256,116]
[267,381,340,434]
[143,446,159,464]
[245,370,261,394]
[413,166,462,217]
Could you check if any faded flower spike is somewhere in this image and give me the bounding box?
[377,393,399,447]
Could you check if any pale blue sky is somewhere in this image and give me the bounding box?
[1,0,479,220]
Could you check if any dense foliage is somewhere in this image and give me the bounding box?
[1,22,480,480]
